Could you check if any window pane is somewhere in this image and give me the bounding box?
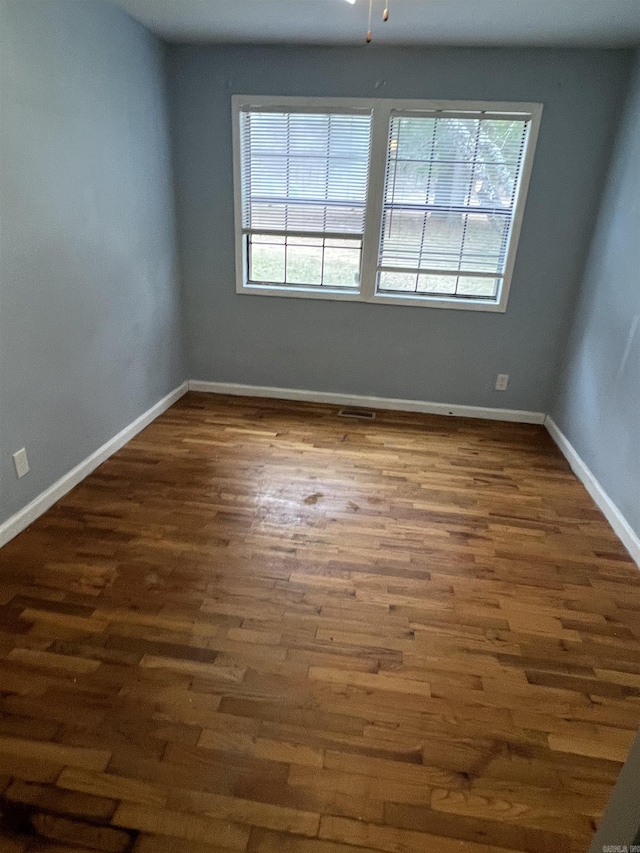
[323,247,360,287]
[288,236,323,247]
[247,233,361,288]
[456,276,500,297]
[325,238,360,249]
[241,111,372,237]
[251,202,286,232]
[380,209,427,268]
[251,234,285,245]
[286,243,323,285]
[418,213,466,271]
[378,112,529,297]
[461,214,510,273]
[416,274,458,294]
[249,239,285,283]
[378,271,418,293]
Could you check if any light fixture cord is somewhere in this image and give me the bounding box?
[366,0,373,42]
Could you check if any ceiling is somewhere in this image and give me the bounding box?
[113,0,640,47]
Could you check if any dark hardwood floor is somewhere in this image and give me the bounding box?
[0,391,638,853]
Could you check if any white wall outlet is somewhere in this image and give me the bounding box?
[13,448,30,479]
[495,374,509,391]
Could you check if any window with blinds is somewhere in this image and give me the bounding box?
[378,112,530,300]
[233,97,541,310]
[239,109,372,290]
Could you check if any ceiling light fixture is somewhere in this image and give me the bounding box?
[345,0,389,43]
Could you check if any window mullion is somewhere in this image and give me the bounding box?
[359,103,392,303]
[233,102,246,294]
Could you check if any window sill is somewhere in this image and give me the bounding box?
[369,292,507,312]
[237,283,508,312]
[238,283,363,302]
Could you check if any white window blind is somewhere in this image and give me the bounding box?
[240,109,372,289]
[378,112,530,299]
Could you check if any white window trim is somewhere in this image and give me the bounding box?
[232,95,543,312]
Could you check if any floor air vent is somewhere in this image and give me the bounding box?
[337,407,376,420]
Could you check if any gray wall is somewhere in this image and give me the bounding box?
[0,0,185,526]
[552,50,640,541]
[166,45,632,412]
[590,729,640,851]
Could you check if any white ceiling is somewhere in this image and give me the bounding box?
[113,0,640,47]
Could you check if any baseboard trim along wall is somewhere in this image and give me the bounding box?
[546,416,640,568]
[188,380,547,424]
[0,382,189,549]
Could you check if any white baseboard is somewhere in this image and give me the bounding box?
[188,380,546,425]
[545,416,640,568]
[0,382,188,549]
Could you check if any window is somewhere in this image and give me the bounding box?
[239,109,372,291]
[233,96,542,311]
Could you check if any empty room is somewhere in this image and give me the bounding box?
[1,0,640,851]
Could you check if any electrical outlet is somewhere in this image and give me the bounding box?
[13,448,29,479]
[495,374,509,391]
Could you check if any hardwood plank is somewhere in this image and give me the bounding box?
[5,778,116,820]
[318,815,524,853]
[167,789,321,836]
[547,728,635,762]
[251,738,324,768]
[247,827,382,853]
[56,767,167,807]
[0,737,110,772]
[6,647,101,674]
[0,837,28,853]
[0,754,63,784]
[308,666,432,698]
[323,750,467,790]
[134,836,244,853]
[384,801,573,853]
[112,803,250,848]
[139,655,246,682]
[30,813,132,852]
